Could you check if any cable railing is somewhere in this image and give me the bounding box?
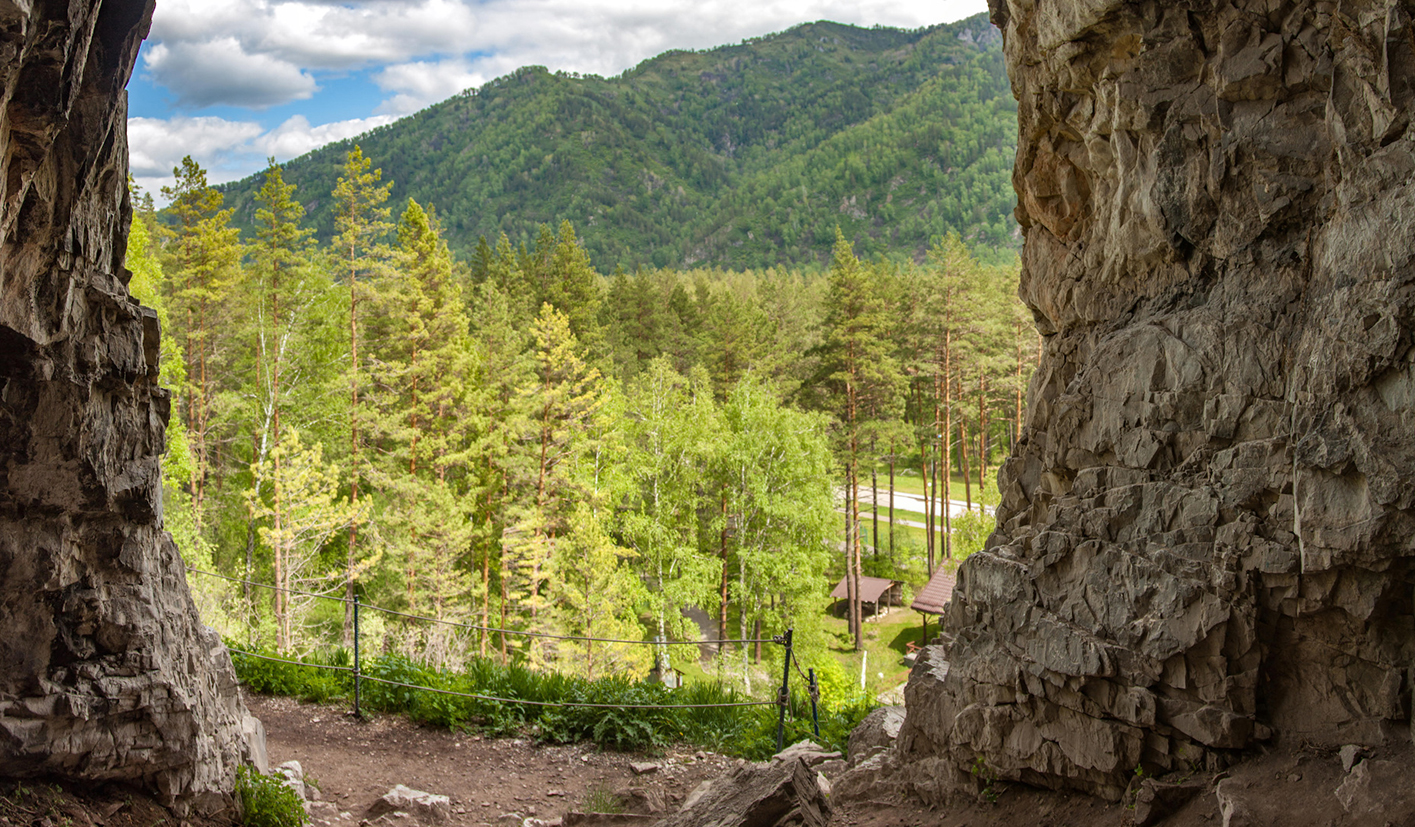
[188,567,776,646]
[191,566,815,744]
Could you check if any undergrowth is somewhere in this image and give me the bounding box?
[230,646,874,758]
[236,765,308,827]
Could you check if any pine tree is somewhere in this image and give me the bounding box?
[815,229,900,651]
[370,199,476,618]
[243,161,322,614]
[505,303,604,665]
[331,145,393,645]
[544,504,651,680]
[159,156,241,536]
[468,280,533,660]
[247,429,363,652]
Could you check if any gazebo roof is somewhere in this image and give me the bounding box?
[829,575,901,604]
[911,567,957,615]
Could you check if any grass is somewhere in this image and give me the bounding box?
[870,463,1002,506]
[229,644,873,760]
[819,606,928,699]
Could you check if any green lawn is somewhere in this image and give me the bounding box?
[871,464,1000,505]
[819,604,930,699]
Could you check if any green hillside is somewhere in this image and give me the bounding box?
[215,14,1017,270]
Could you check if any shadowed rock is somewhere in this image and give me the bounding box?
[898,0,1415,803]
[0,0,258,812]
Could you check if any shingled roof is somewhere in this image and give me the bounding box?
[911,567,957,615]
[829,575,901,604]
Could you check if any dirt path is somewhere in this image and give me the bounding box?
[246,690,1414,827]
[247,693,738,825]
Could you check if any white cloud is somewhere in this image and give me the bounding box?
[128,114,398,204]
[373,59,483,115]
[128,116,265,178]
[143,37,317,109]
[254,114,400,158]
[142,0,988,112]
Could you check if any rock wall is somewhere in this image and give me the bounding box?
[0,0,258,811]
[898,0,1415,802]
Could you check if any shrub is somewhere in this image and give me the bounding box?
[235,766,307,827]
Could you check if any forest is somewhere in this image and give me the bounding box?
[213,14,1017,272]
[133,142,1035,697]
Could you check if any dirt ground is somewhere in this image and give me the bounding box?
[3,692,1410,827]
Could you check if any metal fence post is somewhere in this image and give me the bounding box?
[353,593,362,719]
[775,627,793,753]
[807,667,820,739]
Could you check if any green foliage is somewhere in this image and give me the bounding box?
[227,645,874,758]
[213,15,1016,270]
[970,756,1000,803]
[584,787,626,815]
[235,766,309,827]
[949,509,995,563]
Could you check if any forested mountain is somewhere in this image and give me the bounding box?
[215,14,1017,270]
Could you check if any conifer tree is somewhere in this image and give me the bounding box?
[332,145,392,644]
[545,504,651,680]
[247,429,363,652]
[468,279,533,659]
[506,303,604,665]
[159,156,240,534]
[815,229,900,651]
[243,161,322,612]
[370,199,476,617]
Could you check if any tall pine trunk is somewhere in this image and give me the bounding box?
[959,379,973,512]
[941,332,953,558]
[871,454,879,562]
[718,493,729,647]
[979,370,988,495]
[345,244,360,648]
[888,440,896,560]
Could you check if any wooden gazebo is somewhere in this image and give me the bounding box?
[830,575,904,619]
[909,567,958,647]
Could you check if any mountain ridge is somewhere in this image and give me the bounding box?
[215,14,1017,270]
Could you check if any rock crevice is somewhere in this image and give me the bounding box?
[900,0,1415,802]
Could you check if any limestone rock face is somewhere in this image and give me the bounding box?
[0,0,256,811]
[898,0,1415,801]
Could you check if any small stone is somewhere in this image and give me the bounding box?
[629,762,659,775]
[366,785,451,824]
[1340,744,1369,773]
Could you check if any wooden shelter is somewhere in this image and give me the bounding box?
[830,575,904,618]
[909,566,958,648]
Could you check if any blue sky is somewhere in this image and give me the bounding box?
[127,0,992,201]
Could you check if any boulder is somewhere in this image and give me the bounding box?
[655,757,829,827]
[846,706,904,766]
[1334,759,1415,821]
[771,740,841,769]
[365,785,451,825]
[1130,778,1207,827]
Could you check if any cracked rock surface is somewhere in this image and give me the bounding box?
[0,0,257,811]
[899,0,1415,802]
